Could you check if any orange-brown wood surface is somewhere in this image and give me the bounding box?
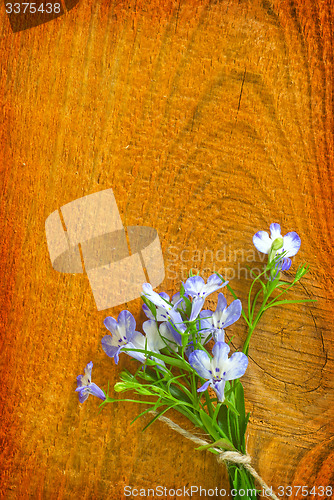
[0,0,333,498]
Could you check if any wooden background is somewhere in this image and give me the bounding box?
[0,0,333,498]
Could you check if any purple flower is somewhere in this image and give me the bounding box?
[253,223,301,270]
[142,283,187,335]
[200,293,242,342]
[102,310,146,364]
[142,284,173,314]
[76,362,106,403]
[183,274,228,322]
[142,290,187,321]
[142,291,172,321]
[189,342,248,402]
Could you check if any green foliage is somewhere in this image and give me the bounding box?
[100,246,314,499]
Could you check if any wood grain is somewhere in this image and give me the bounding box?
[0,0,333,498]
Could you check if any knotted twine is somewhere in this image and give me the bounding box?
[151,412,279,500]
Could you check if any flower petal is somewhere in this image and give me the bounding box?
[221,299,242,329]
[143,320,165,352]
[189,297,205,322]
[117,310,136,340]
[86,382,106,401]
[200,310,213,319]
[77,387,89,403]
[125,332,146,363]
[216,293,227,313]
[172,292,187,313]
[130,331,146,349]
[142,283,172,311]
[183,276,205,297]
[281,257,292,271]
[203,274,225,296]
[212,341,230,369]
[125,343,146,363]
[213,329,225,342]
[169,308,187,333]
[188,350,212,379]
[283,232,301,257]
[253,230,272,254]
[101,335,122,362]
[270,223,282,240]
[77,361,93,387]
[222,351,248,381]
[197,380,211,393]
[103,316,118,335]
[156,307,171,322]
[212,379,226,402]
[171,292,181,304]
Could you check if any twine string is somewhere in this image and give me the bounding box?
[152,413,279,500]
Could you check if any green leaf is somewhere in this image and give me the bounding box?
[225,399,240,417]
[196,437,235,452]
[168,383,193,405]
[264,298,316,310]
[199,409,221,442]
[233,382,247,452]
[217,404,231,442]
[141,404,179,432]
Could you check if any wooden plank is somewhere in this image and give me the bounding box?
[0,0,333,497]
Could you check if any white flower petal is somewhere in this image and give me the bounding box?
[212,342,230,374]
[222,352,248,381]
[80,361,93,386]
[283,232,301,257]
[117,310,136,340]
[216,293,227,313]
[143,320,165,352]
[142,283,172,311]
[270,223,282,240]
[184,276,205,297]
[103,316,119,336]
[253,231,272,254]
[212,379,226,402]
[189,297,205,321]
[220,299,242,329]
[189,350,212,379]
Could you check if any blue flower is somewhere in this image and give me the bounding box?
[183,274,228,322]
[253,223,301,270]
[102,310,146,364]
[142,291,172,322]
[189,342,248,402]
[76,361,106,403]
[142,284,187,334]
[142,290,187,321]
[199,293,242,342]
[142,284,174,314]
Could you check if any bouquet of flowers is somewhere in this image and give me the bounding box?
[76,224,314,499]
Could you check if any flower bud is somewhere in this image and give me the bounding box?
[271,237,284,252]
[114,382,129,392]
[268,237,284,265]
